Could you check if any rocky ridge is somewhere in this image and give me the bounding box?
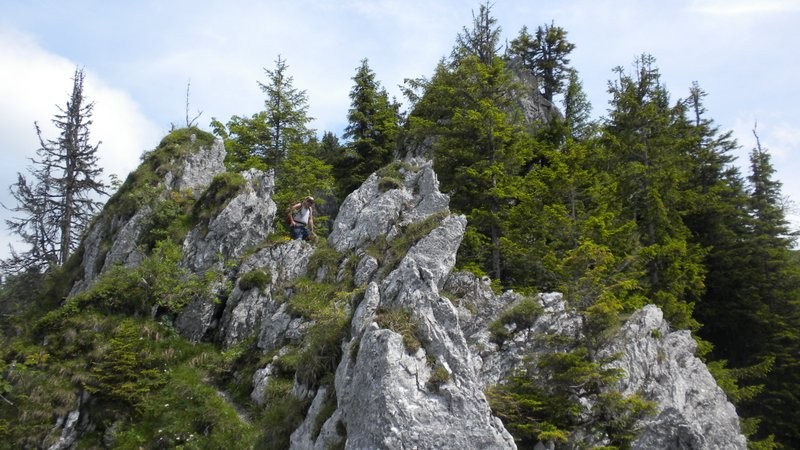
[61,136,746,449]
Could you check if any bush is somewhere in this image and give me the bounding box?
[489,297,543,345]
[191,172,246,224]
[239,269,271,291]
[112,364,258,449]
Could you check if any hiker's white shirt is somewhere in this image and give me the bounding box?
[293,205,311,225]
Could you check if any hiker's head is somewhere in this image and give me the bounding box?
[304,196,314,206]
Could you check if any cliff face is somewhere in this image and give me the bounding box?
[63,137,746,449]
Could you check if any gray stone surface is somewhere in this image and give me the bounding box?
[182,168,277,273]
[602,305,747,450]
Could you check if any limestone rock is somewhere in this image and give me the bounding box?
[69,138,227,295]
[169,137,227,195]
[601,305,747,450]
[182,168,277,273]
[220,239,314,348]
[328,160,449,253]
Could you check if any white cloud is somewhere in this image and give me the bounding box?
[0,27,161,261]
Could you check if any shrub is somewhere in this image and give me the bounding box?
[138,190,194,250]
[239,269,271,291]
[255,377,311,450]
[112,364,258,449]
[191,172,246,224]
[489,297,543,345]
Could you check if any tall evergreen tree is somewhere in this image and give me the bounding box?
[603,55,704,329]
[562,68,594,141]
[409,5,532,281]
[452,2,502,65]
[337,59,400,196]
[212,55,313,170]
[739,132,800,447]
[3,67,106,273]
[509,22,575,102]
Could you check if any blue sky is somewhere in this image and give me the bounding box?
[2,0,800,258]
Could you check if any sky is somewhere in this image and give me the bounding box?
[2,0,800,260]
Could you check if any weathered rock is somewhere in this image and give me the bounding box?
[168,137,227,195]
[328,160,449,253]
[69,138,227,295]
[452,268,746,449]
[182,168,277,274]
[219,239,313,348]
[601,305,747,450]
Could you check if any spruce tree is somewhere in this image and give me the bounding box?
[452,2,502,65]
[213,55,313,170]
[740,132,800,447]
[509,22,575,102]
[3,67,106,273]
[602,55,704,329]
[410,4,532,282]
[337,59,400,196]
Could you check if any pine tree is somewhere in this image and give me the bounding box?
[739,132,800,447]
[509,22,575,102]
[602,55,704,329]
[562,68,594,140]
[452,2,502,65]
[417,56,532,281]
[337,59,400,196]
[213,55,314,170]
[3,67,106,273]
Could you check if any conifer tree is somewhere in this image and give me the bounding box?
[739,132,800,447]
[409,5,532,281]
[452,2,502,65]
[562,69,594,140]
[337,58,400,196]
[509,22,575,102]
[213,55,313,170]
[602,55,704,328]
[3,67,106,273]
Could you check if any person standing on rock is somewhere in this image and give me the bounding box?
[288,196,315,241]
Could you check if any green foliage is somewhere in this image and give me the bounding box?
[489,297,543,345]
[106,127,215,220]
[238,269,271,291]
[191,171,246,224]
[87,318,166,405]
[488,346,655,449]
[272,141,335,236]
[255,377,311,450]
[427,362,451,393]
[214,55,314,171]
[35,240,215,335]
[284,278,356,387]
[138,189,195,249]
[375,307,421,354]
[376,160,418,193]
[336,58,401,197]
[112,364,258,449]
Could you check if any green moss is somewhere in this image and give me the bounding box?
[239,269,272,291]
